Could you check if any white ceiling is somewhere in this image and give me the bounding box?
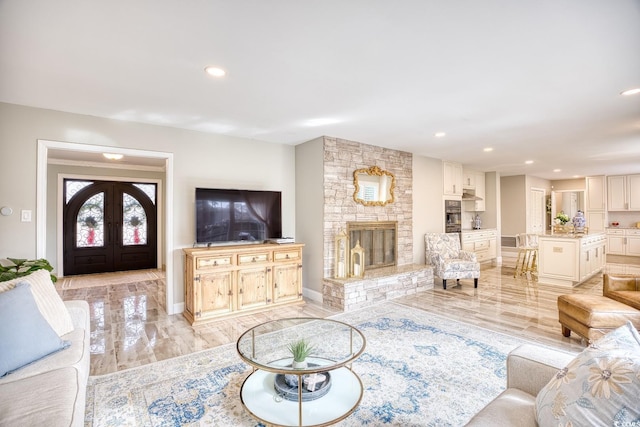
[1,0,639,179]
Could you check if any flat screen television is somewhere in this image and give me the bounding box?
[195,188,282,244]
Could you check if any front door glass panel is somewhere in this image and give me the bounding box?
[76,192,105,247]
[122,192,147,246]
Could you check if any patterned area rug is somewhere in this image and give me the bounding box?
[86,302,531,426]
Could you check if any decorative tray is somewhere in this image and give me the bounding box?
[274,364,332,402]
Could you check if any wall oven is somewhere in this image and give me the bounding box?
[445,200,462,234]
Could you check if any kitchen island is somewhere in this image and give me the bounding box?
[538,232,606,287]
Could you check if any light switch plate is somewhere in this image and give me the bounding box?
[21,210,32,222]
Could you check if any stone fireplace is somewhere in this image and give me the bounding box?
[347,221,397,270]
[318,137,434,312]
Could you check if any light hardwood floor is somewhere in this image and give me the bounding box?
[58,260,640,376]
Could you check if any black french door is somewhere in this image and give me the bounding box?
[63,180,157,276]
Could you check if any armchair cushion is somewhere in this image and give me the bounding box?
[459,250,477,262]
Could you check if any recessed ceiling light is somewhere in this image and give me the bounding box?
[525,160,534,164]
[434,132,446,138]
[205,66,226,77]
[620,88,640,96]
[553,169,561,173]
[483,147,493,152]
[103,153,123,160]
[573,175,581,178]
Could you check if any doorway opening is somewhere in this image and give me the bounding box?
[37,140,176,314]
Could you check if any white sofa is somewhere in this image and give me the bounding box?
[0,300,90,427]
[465,344,577,426]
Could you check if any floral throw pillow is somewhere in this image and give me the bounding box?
[535,322,640,426]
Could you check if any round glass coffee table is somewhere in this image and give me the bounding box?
[236,317,366,427]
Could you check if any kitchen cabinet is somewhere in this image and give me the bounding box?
[443,161,463,196]
[462,171,486,212]
[606,228,640,256]
[183,243,304,325]
[586,175,606,211]
[461,229,497,263]
[585,175,606,232]
[607,174,640,211]
[538,233,606,287]
[579,235,607,282]
[463,170,476,189]
[585,211,606,233]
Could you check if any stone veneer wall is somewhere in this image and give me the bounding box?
[323,265,433,311]
[322,136,413,278]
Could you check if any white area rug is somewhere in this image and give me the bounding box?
[86,302,534,426]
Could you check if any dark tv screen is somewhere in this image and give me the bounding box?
[195,188,282,244]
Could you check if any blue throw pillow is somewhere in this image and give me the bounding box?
[0,282,70,376]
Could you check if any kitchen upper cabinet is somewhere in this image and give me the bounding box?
[463,170,476,189]
[607,174,640,211]
[586,175,606,211]
[630,175,640,210]
[443,161,463,196]
[585,175,606,232]
[586,211,606,233]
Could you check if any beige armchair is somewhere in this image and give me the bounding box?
[425,232,480,290]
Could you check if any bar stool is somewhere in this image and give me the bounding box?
[514,234,538,278]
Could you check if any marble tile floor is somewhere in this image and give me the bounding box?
[58,261,640,376]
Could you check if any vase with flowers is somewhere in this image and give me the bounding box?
[554,212,570,225]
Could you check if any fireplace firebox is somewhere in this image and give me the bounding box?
[347,221,397,271]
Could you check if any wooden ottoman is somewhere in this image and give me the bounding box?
[557,294,640,343]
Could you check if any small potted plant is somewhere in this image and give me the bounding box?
[288,338,314,369]
[283,338,315,389]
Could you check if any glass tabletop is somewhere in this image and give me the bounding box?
[236,317,366,373]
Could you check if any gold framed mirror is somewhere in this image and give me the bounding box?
[353,166,396,206]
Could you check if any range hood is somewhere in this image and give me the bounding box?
[462,193,483,201]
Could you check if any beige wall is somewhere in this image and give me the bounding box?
[412,155,444,263]
[295,138,325,299]
[500,175,527,236]
[0,102,296,313]
[500,174,552,236]
[551,178,585,192]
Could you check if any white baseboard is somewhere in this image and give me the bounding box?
[303,287,323,303]
[172,302,184,315]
